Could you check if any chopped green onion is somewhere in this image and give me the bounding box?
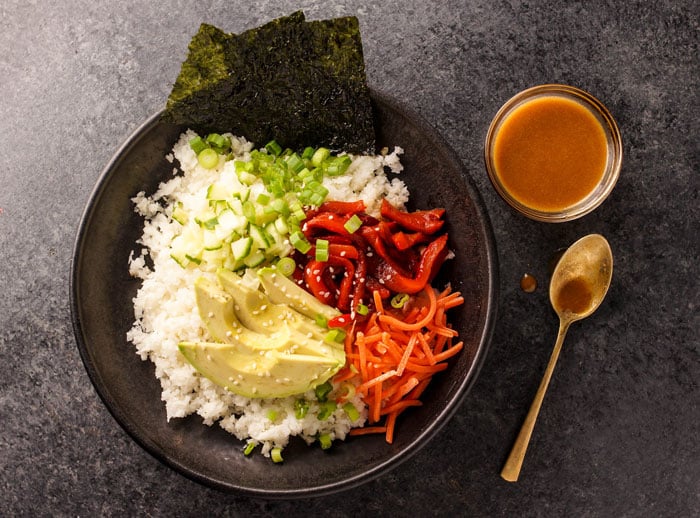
[311,147,331,167]
[301,146,315,160]
[206,133,230,152]
[276,257,296,277]
[189,136,208,154]
[343,402,360,421]
[234,159,254,174]
[266,410,278,421]
[317,401,336,420]
[339,382,356,400]
[271,447,284,463]
[294,399,309,419]
[318,433,333,450]
[286,153,305,173]
[325,328,346,344]
[325,156,352,176]
[243,442,257,456]
[265,140,282,156]
[290,231,311,253]
[314,381,333,402]
[315,314,328,328]
[315,238,329,262]
[197,148,219,169]
[256,193,270,205]
[355,303,369,316]
[343,214,362,234]
[391,293,410,309]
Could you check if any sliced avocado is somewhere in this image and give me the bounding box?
[194,276,287,348]
[257,266,340,321]
[217,269,334,343]
[195,276,339,358]
[178,341,342,398]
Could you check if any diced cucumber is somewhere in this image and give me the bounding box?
[249,224,270,250]
[230,236,253,261]
[203,230,223,251]
[243,249,266,268]
[216,209,248,239]
[171,205,188,225]
[206,182,231,201]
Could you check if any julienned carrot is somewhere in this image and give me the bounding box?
[333,284,464,444]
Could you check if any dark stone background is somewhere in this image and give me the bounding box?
[1,1,697,515]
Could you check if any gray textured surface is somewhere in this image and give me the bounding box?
[1,0,698,515]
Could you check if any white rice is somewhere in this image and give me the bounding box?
[127,131,409,456]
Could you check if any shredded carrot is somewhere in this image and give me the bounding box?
[332,284,465,445]
[348,426,387,436]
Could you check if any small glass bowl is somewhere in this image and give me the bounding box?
[484,84,622,222]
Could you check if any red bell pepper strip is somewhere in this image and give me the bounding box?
[359,225,412,277]
[303,212,352,237]
[374,234,449,293]
[390,230,432,251]
[304,261,335,305]
[380,199,445,234]
[304,256,356,311]
[318,200,366,215]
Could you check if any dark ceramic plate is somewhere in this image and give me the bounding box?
[70,90,498,498]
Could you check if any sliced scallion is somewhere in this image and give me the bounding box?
[317,401,336,421]
[189,135,208,154]
[343,402,360,421]
[276,256,296,277]
[314,381,333,402]
[391,293,410,309]
[315,238,329,262]
[265,140,282,156]
[271,447,284,463]
[343,214,362,233]
[356,303,369,316]
[294,399,309,419]
[318,433,333,450]
[290,231,311,253]
[243,442,257,456]
[197,148,219,169]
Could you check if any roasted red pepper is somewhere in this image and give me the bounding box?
[359,224,412,277]
[318,200,366,214]
[303,256,355,311]
[380,199,445,234]
[303,212,352,237]
[374,234,449,293]
[393,230,430,250]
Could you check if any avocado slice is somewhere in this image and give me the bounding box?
[213,269,344,362]
[216,269,335,342]
[195,276,343,360]
[194,276,287,348]
[178,341,342,398]
[257,267,340,321]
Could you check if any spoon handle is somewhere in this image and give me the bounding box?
[501,320,571,482]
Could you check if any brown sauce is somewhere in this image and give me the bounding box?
[493,96,608,212]
[520,273,537,293]
[554,277,593,314]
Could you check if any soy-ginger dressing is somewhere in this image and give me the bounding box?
[493,96,608,212]
[553,277,593,314]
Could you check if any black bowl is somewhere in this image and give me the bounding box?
[70,90,498,498]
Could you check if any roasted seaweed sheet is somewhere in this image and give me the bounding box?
[163,11,375,153]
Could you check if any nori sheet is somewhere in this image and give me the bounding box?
[162,12,375,153]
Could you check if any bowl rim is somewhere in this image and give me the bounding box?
[484,83,623,222]
[69,89,499,498]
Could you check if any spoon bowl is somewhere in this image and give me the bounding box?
[501,234,613,482]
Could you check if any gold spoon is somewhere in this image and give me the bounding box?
[501,233,613,482]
